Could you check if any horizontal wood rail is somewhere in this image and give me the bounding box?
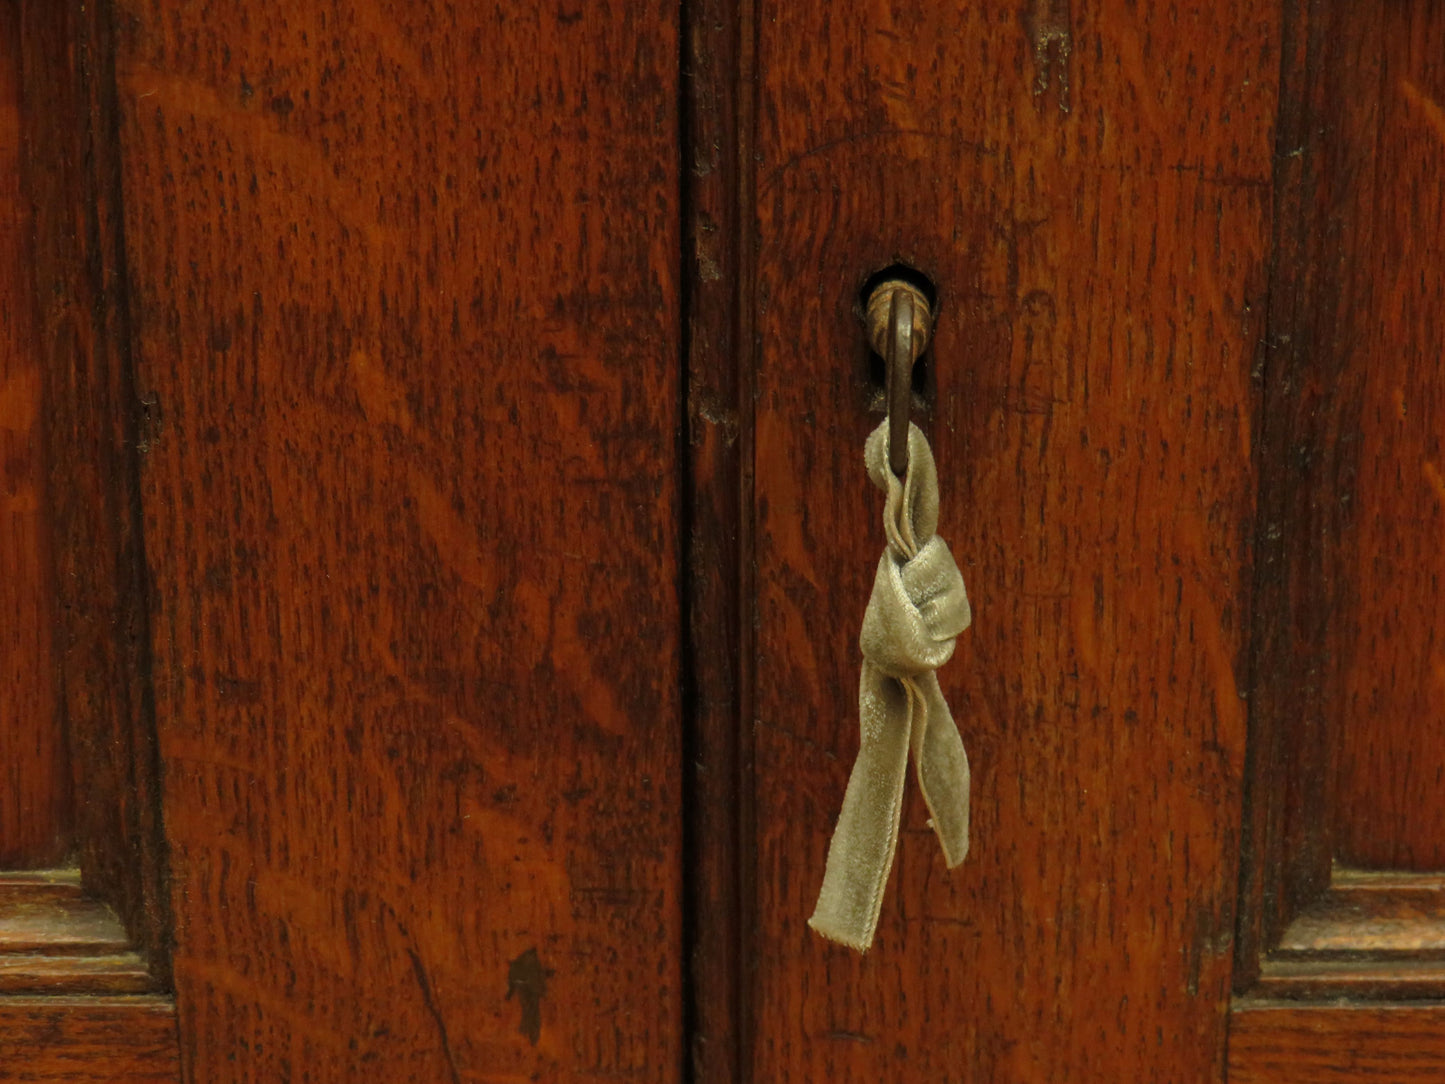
[0,994,179,1083]
[1230,1002,1445,1083]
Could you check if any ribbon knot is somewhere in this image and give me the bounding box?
[859,536,970,679]
[809,420,972,952]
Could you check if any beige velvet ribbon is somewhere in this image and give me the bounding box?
[809,419,972,952]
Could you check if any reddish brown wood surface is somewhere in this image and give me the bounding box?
[18,0,170,967]
[109,1,684,1081]
[682,0,751,1079]
[1229,1003,1445,1083]
[1235,0,1445,999]
[0,0,65,869]
[747,1,1278,1079]
[0,996,179,1083]
[1233,0,1341,983]
[1323,0,1445,871]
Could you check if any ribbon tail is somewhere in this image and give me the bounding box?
[809,662,912,952]
[911,672,970,868]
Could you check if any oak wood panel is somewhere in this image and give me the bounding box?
[110,2,684,1081]
[1235,0,1445,994]
[0,996,179,1083]
[749,1,1277,1080]
[0,0,65,869]
[1325,0,1445,870]
[1229,1003,1445,1083]
[18,0,170,965]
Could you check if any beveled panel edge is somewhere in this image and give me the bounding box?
[0,873,160,995]
[1247,869,1445,999]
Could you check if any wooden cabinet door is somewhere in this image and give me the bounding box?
[692,1,1445,1081]
[6,1,686,1080]
[4,2,1445,1082]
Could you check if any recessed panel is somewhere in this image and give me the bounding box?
[1331,1,1445,870]
[0,0,65,868]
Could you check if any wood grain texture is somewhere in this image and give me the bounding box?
[0,0,65,869]
[0,952,155,996]
[1324,0,1445,870]
[18,0,170,966]
[1235,0,1445,994]
[110,1,684,1080]
[0,996,178,1083]
[1229,1002,1445,1083]
[1232,0,1340,984]
[748,1,1277,1079]
[682,0,750,1079]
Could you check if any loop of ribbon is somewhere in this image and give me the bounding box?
[808,419,972,952]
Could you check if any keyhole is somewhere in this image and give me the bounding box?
[860,264,937,409]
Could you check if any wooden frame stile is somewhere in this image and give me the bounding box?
[1,2,178,1078]
[682,0,755,1078]
[1231,2,1445,1078]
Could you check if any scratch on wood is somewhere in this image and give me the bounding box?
[826,1029,876,1044]
[1026,0,1072,113]
[408,947,462,1084]
[507,946,550,1046]
[1400,79,1445,147]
